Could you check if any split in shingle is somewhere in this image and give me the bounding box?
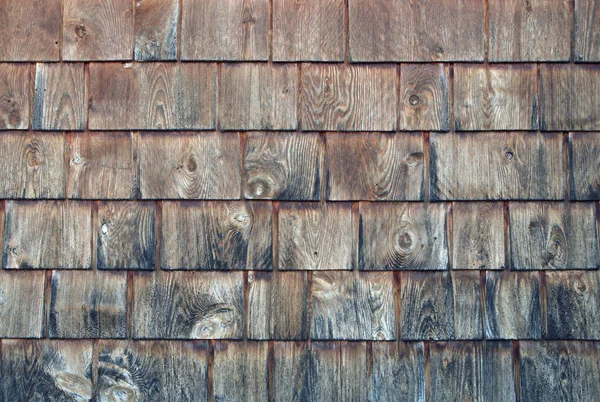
[570,132,600,200]
[0,63,30,129]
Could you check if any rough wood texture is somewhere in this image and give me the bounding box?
[341,342,369,402]
[327,133,424,201]
[181,0,269,60]
[97,201,156,270]
[33,63,85,131]
[301,64,397,131]
[570,132,600,200]
[1,340,92,402]
[540,64,600,130]
[247,271,309,340]
[244,132,322,200]
[140,132,240,199]
[0,0,61,61]
[483,341,516,402]
[431,132,564,200]
[89,62,216,130]
[510,202,599,270]
[359,202,447,270]
[575,0,600,61]
[213,341,268,402]
[399,63,449,130]
[454,64,539,130]
[63,0,134,61]
[2,201,92,269]
[485,271,541,340]
[311,271,396,340]
[68,131,133,199]
[132,271,243,339]
[0,270,46,338]
[429,342,483,402]
[545,270,600,339]
[489,0,572,61]
[161,201,272,270]
[0,132,64,199]
[348,0,484,61]
[135,0,179,61]
[520,341,600,402]
[49,270,127,339]
[278,202,353,270]
[98,340,208,401]
[273,0,344,61]
[220,63,297,130]
[0,63,29,129]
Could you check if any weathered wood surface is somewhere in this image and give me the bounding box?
[348,0,484,61]
[327,133,424,201]
[483,341,516,402]
[311,271,396,340]
[181,0,269,60]
[429,342,484,402]
[575,0,600,61]
[509,202,599,269]
[63,0,134,61]
[132,271,243,339]
[452,202,505,270]
[161,201,272,270]
[452,271,484,340]
[278,202,353,270]
[0,63,29,129]
[244,132,323,200]
[570,132,600,200]
[341,341,369,402]
[220,63,297,130]
[489,0,572,61]
[89,62,216,130]
[97,201,156,269]
[134,0,179,61]
[0,270,46,338]
[359,202,447,270]
[273,0,344,61]
[50,270,127,339]
[247,271,309,340]
[140,132,241,199]
[454,64,539,130]
[399,63,449,131]
[68,131,133,199]
[430,132,564,200]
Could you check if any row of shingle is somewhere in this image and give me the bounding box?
[3,63,600,132]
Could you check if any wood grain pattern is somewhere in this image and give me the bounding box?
[0,270,46,338]
[327,133,424,201]
[89,62,216,130]
[0,0,60,61]
[430,132,564,200]
[220,63,297,130]
[278,202,353,270]
[545,270,600,339]
[575,0,600,61]
[483,341,516,402]
[341,341,369,402]
[452,271,484,340]
[98,340,208,401]
[429,342,483,402]
[63,0,134,61]
[49,270,127,339]
[247,271,308,340]
[485,271,541,340]
[348,0,484,61]
[161,201,272,270]
[68,131,133,199]
[359,202,447,270]
[140,132,240,199]
[540,64,600,130]
[300,64,397,131]
[1,340,92,402]
[213,341,268,402]
[452,202,505,270]
[570,132,600,200]
[244,132,322,200]
[311,271,396,340]
[33,63,85,130]
[181,0,269,60]
[273,0,344,61]
[2,201,92,269]
[454,64,538,130]
[132,271,243,339]
[489,0,572,61]
[97,201,156,270]
[0,132,64,199]
[135,0,179,60]
[509,202,599,269]
[0,63,29,129]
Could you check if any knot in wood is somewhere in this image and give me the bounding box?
[409,94,420,106]
[75,24,87,39]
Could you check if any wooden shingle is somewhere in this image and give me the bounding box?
[429,342,484,402]
[570,132,600,200]
[575,0,600,61]
[484,341,517,401]
[341,342,369,402]
[134,0,179,61]
[0,270,46,338]
[0,63,30,129]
